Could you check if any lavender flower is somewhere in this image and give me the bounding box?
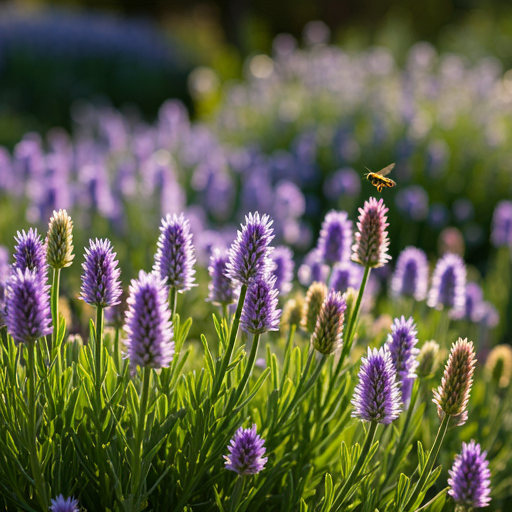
[390,247,429,301]
[329,262,361,295]
[385,316,420,403]
[0,247,10,323]
[50,495,80,512]
[13,228,47,283]
[270,246,294,295]
[427,253,466,313]
[448,440,491,509]
[240,276,281,334]
[298,248,329,286]
[154,213,196,292]
[6,268,52,344]
[317,210,352,265]
[46,209,74,269]
[79,239,122,308]
[124,270,174,369]
[351,346,402,424]
[484,344,512,388]
[352,197,391,268]
[432,338,476,426]
[301,281,328,333]
[224,424,268,475]
[206,249,239,306]
[311,290,347,355]
[454,282,484,322]
[491,200,512,247]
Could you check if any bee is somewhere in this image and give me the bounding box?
[364,163,396,193]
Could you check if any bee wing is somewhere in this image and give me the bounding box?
[376,163,395,177]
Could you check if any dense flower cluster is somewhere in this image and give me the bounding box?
[240,277,281,334]
[390,247,429,301]
[317,210,352,265]
[206,249,239,306]
[224,425,267,475]
[428,253,466,313]
[311,290,347,355]
[13,229,47,281]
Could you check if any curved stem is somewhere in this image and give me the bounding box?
[403,414,451,512]
[95,306,104,398]
[332,421,378,511]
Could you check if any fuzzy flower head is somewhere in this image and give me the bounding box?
[301,281,328,333]
[317,210,352,265]
[206,249,239,306]
[6,268,52,345]
[391,247,429,301]
[281,294,304,328]
[226,212,274,285]
[50,494,79,512]
[459,282,484,323]
[124,271,174,370]
[427,253,466,313]
[46,209,74,269]
[13,228,47,281]
[312,290,347,355]
[298,248,329,286]
[484,344,512,388]
[417,340,440,377]
[79,239,122,308]
[448,440,491,509]
[491,200,512,248]
[351,346,402,424]
[329,262,361,295]
[224,424,267,476]
[270,246,294,295]
[241,276,281,334]
[352,197,391,268]
[154,213,196,292]
[433,338,476,426]
[386,316,420,403]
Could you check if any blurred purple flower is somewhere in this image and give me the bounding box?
[270,246,294,295]
[491,200,512,247]
[317,210,352,265]
[391,246,429,301]
[395,185,429,221]
[298,248,329,286]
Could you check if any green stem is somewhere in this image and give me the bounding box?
[233,333,260,406]
[343,264,371,350]
[169,286,177,319]
[229,476,246,512]
[403,414,451,512]
[222,304,229,325]
[114,327,121,371]
[95,306,104,398]
[131,367,151,505]
[27,342,48,509]
[51,268,61,349]
[332,421,378,510]
[211,284,248,403]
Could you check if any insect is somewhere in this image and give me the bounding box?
[364,163,396,193]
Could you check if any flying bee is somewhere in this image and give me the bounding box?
[364,163,396,193]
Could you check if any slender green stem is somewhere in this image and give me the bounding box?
[229,476,246,512]
[233,333,261,406]
[95,306,104,398]
[132,367,151,505]
[114,327,121,371]
[222,304,229,325]
[169,286,177,319]
[332,421,378,511]
[343,264,371,350]
[27,341,48,509]
[51,268,61,347]
[211,284,248,403]
[403,414,451,512]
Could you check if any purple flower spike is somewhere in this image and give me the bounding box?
[427,253,466,313]
[79,239,122,308]
[226,212,274,285]
[224,424,268,475]
[6,268,52,345]
[50,494,80,512]
[317,210,352,265]
[298,248,329,287]
[456,282,484,322]
[13,228,47,281]
[124,270,174,370]
[448,440,491,509]
[241,276,281,334]
[391,247,429,301]
[312,290,347,355]
[207,249,239,306]
[491,200,512,248]
[270,246,294,295]
[386,316,420,403]
[352,346,402,424]
[329,262,361,295]
[352,197,391,268]
[154,213,196,292]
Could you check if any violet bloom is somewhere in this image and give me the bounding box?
[224,424,268,475]
[386,316,420,403]
[427,253,466,313]
[104,290,127,329]
[50,495,80,512]
[390,247,429,301]
[124,270,174,370]
[311,290,347,355]
[13,228,47,281]
[298,248,329,286]
[329,262,361,294]
[240,276,281,334]
[317,210,352,265]
[226,212,274,285]
[6,268,52,345]
[154,213,196,292]
[352,197,391,268]
[395,185,429,221]
[270,246,294,295]
[79,239,122,308]
[206,249,239,306]
[453,282,484,322]
[351,346,401,424]
[448,440,491,509]
[491,200,512,247]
